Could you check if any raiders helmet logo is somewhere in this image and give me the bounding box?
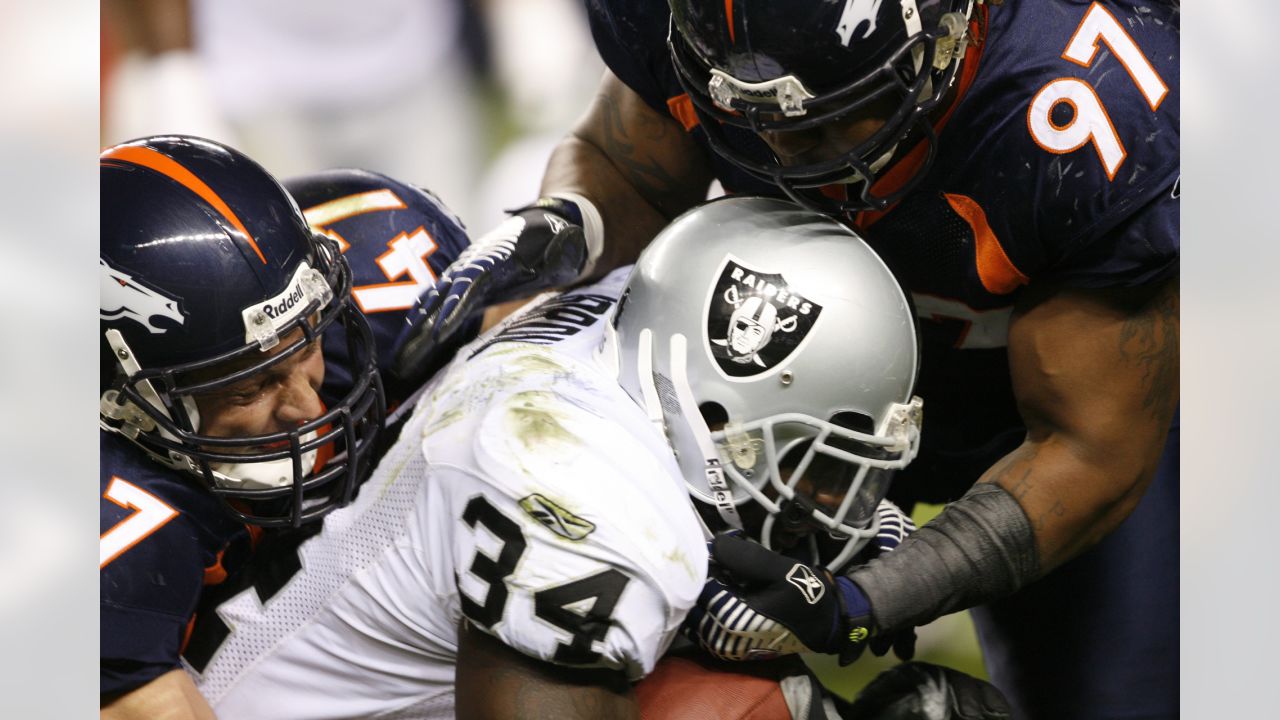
[706,256,823,378]
[100,258,186,334]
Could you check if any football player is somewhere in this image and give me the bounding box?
[99,135,476,719]
[187,197,967,719]
[402,1,1180,717]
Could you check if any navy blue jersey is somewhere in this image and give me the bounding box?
[100,433,253,696]
[100,171,474,695]
[588,0,1179,501]
[286,169,477,408]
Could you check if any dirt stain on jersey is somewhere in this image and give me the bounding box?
[504,351,575,382]
[504,390,582,454]
[664,547,699,582]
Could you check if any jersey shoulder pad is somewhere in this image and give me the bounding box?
[585,0,682,115]
[934,1,1178,286]
[287,168,475,398]
[100,433,249,690]
[433,350,706,678]
[463,267,628,361]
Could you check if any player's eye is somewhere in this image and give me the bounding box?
[212,378,269,405]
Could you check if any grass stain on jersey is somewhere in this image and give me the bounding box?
[503,391,583,456]
[506,352,574,381]
[663,546,699,582]
[426,348,581,438]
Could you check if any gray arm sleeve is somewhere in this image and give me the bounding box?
[847,482,1041,633]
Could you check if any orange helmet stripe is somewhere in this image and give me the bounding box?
[725,0,736,44]
[101,145,268,264]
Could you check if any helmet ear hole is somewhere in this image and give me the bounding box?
[698,401,729,432]
[829,410,875,435]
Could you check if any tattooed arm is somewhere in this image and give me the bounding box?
[542,69,713,276]
[831,277,1180,635]
[455,621,638,720]
[994,277,1180,570]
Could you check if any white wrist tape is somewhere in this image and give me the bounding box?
[547,191,605,281]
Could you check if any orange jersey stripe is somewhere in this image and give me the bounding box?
[101,145,268,264]
[181,613,198,655]
[943,193,1029,295]
[667,94,701,132]
[203,547,229,585]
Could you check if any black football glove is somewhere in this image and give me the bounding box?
[684,532,876,665]
[843,662,1012,720]
[391,196,594,381]
[684,501,918,665]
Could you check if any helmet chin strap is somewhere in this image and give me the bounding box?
[630,328,746,532]
[834,143,899,187]
[668,333,745,532]
[103,328,198,472]
[206,435,319,491]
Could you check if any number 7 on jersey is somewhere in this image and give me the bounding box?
[100,477,178,568]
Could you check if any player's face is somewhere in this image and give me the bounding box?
[754,93,899,176]
[770,467,856,551]
[731,445,859,553]
[730,316,768,355]
[192,328,326,449]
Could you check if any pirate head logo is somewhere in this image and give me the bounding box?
[707,257,823,378]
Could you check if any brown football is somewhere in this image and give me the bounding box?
[636,649,797,720]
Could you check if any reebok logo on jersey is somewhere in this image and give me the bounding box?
[519,494,595,541]
[786,564,826,605]
[706,256,823,378]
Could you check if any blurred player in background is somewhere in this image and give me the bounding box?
[101,0,487,225]
[100,0,608,233]
[404,1,1180,717]
[99,135,477,719]
[188,198,1006,719]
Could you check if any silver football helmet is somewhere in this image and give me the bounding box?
[610,196,922,569]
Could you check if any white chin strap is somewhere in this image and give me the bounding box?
[206,431,320,491]
[668,333,744,532]
[838,143,900,187]
[630,329,745,533]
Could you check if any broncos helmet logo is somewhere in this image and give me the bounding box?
[100,259,186,333]
[835,0,884,46]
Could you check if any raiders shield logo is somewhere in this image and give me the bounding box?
[706,256,823,378]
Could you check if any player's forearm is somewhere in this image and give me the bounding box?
[455,621,639,720]
[539,73,712,276]
[1003,277,1179,570]
[539,135,668,274]
[981,433,1158,573]
[848,441,1154,634]
[101,669,217,720]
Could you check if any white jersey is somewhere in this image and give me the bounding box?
[193,269,708,719]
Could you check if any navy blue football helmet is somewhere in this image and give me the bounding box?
[99,135,385,528]
[668,0,977,212]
